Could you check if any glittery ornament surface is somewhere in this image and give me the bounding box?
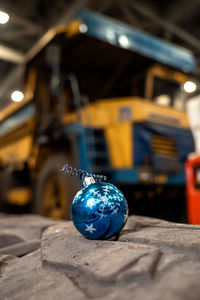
[71,182,128,240]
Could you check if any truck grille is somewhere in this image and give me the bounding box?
[152,135,176,156]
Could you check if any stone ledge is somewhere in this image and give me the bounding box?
[1,214,200,300]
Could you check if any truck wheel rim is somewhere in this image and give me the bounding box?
[42,174,67,219]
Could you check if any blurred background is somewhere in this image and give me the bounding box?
[0,0,200,224]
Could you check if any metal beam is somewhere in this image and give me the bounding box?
[166,0,200,23]
[90,0,113,13]
[0,45,24,64]
[0,66,24,99]
[55,0,89,26]
[0,27,40,41]
[117,0,143,28]
[0,2,44,34]
[9,13,43,34]
[126,0,200,51]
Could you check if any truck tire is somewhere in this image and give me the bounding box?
[33,153,81,219]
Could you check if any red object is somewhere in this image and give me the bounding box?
[186,156,200,224]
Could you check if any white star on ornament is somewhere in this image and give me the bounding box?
[85,223,96,234]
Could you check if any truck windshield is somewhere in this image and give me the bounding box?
[152,76,197,111]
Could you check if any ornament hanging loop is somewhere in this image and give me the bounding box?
[83,176,96,186]
[60,164,107,184]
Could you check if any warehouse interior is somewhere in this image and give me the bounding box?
[1,2,200,299]
[1,0,200,108]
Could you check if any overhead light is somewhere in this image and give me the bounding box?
[183,81,197,93]
[0,11,9,24]
[11,91,24,102]
[119,35,129,47]
[79,24,88,33]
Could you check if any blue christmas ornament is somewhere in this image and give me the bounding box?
[72,180,128,239]
[60,165,128,240]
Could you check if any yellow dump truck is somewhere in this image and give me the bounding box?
[0,10,196,220]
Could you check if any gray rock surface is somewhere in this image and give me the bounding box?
[0,213,58,256]
[0,214,200,300]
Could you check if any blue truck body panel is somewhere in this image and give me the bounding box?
[78,10,196,73]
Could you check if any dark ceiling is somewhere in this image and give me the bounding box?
[0,0,200,108]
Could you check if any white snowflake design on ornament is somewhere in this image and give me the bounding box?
[90,185,121,219]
